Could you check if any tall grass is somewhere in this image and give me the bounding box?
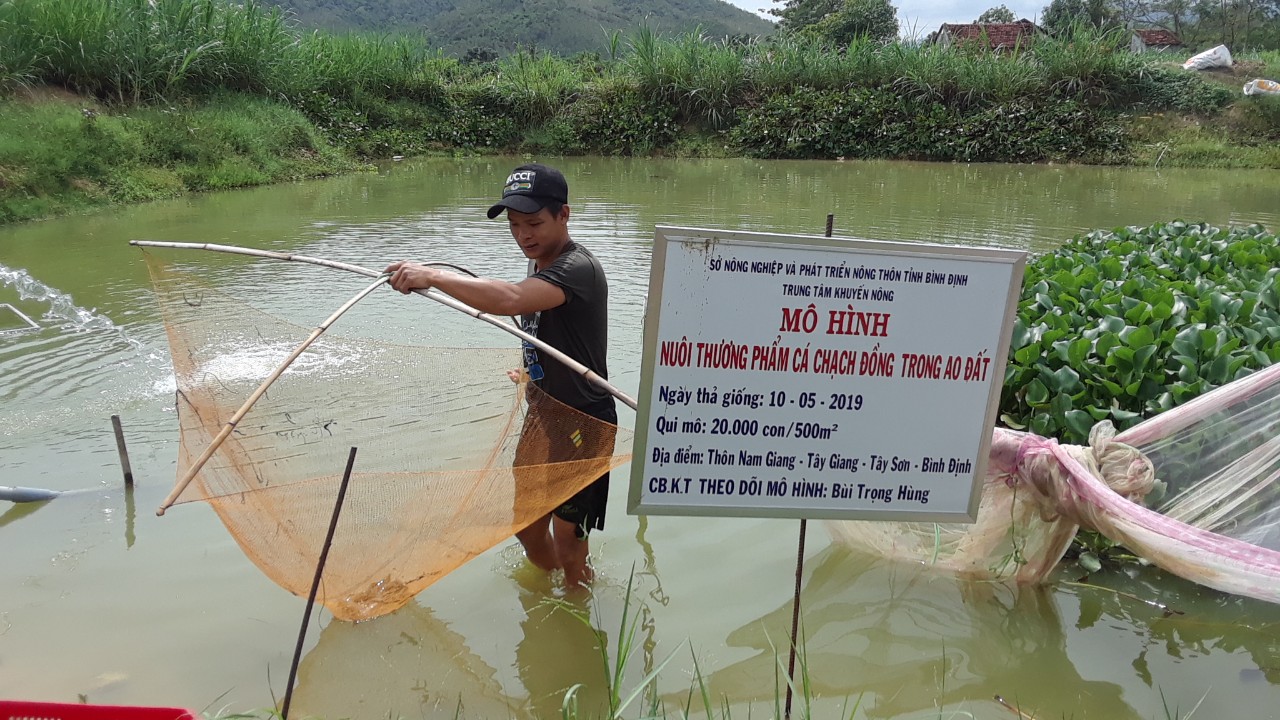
[886,42,1041,107]
[1033,24,1151,105]
[548,569,681,720]
[624,26,745,128]
[0,0,1222,118]
[546,571,874,720]
[0,1,42,92]
[546,569,868,720]
[2,0,295,102]
[284,32,450,101]
[0,0,1264,176]
[619,23,1177,119]
[491,49,587,124]
[0,0,448,103]
[664,31,745,128]
[743,34,852,92]
[1243,49,1280,79]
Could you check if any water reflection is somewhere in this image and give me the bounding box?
[671,546,1130,718]
[512,571,612,719]
[291,521,675,720]
[1066,566,1280,690]
[285,539,1280,720]
[0,498,50,529]
[291,566,615,720]
[290,601,513,719]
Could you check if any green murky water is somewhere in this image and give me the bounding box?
[1,157,1278,719]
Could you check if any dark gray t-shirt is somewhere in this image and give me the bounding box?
[522,241,612,412]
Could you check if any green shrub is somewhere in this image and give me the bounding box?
[729,87,1127,162]
[1131,67,1236,113]
[518,116,586,154]
[1001,222,1280,444]
[444,88,520,150]
[0,102,142,193]
[565,82,678,155]
[1237,95,1280,139]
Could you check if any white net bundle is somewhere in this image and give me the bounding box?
[828,364,1280,603]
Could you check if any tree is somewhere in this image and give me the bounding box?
[977,5,1017,22]
[462,47,498,64]
[1152,0,1193,38]
[1111,0,1158,27]
[1192,0,1280,48]
[770,0,844,32]
[1040,0,1120,35]
[803,0,900,42]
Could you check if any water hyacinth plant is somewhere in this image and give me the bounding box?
[1001,222,1280,445]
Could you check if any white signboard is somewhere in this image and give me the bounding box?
[628,226,1026,522]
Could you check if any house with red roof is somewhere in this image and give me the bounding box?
[1130,28,1186,53]
[932,19,1040,52]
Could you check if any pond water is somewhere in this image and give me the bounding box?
[2,157,1278,719]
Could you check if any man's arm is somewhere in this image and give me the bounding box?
[384,261,565,316]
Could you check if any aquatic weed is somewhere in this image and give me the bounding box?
[547,567,681,720]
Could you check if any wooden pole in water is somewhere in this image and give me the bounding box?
[281,446,358,720]
[111,415,134,488]
[784,213,834,720]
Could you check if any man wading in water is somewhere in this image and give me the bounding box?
[385,163,615,588]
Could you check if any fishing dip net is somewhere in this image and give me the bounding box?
[827,363,1280,603]
[145,253,632,621]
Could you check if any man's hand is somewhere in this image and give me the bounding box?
[384,261,439,294]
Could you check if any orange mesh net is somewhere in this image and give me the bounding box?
[147,255,632,621]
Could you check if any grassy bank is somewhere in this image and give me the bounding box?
[1,0,1278,223]
[0,90,363,223]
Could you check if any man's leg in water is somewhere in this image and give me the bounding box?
[516,513,561,572]
[513,406,561,572]
[552,515,593,587]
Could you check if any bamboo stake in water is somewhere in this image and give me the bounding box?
[154,274,390,516]
[281,446,358,720]
[111,414,134,488]
[130,240,638,410]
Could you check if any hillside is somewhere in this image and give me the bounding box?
[262,0,776,57]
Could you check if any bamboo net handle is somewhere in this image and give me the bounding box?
[154,273,390,515]
[131,240,638,409]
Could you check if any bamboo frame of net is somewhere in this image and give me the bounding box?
[132,240,639,515]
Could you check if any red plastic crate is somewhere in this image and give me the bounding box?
[0,701,198,720]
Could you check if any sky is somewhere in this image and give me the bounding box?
[726,1,1048,38]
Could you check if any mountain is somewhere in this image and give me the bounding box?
[263,0,776,57]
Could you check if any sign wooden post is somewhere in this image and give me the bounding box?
[783,214,836,719]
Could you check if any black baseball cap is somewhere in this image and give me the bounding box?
[486,163,569,219]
